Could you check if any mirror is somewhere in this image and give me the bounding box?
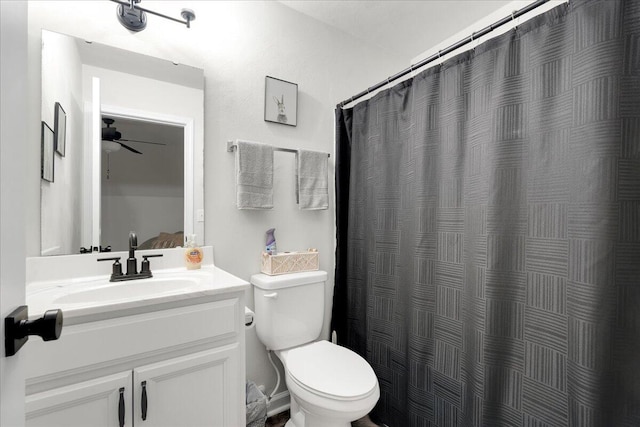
[100,116,184,252]
[40,30,204,255]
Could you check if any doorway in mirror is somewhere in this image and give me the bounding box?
[100,115,184,252]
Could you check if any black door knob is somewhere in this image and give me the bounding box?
[5,306,63,356]
[24,309,63,341]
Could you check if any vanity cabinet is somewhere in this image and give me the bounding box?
[132,346,238,426]
[26,371,132,427]
[24,293,245,427]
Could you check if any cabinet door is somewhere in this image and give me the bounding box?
[133,344,241,427]
[26,371,133,427]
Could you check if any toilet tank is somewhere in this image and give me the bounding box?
[251,270,328,351]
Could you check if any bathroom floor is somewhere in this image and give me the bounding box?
[265,411,383,427]
[265,411,289,427]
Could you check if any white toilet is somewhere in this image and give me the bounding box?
[251,270,380,427]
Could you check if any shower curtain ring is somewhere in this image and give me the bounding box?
[511,10,519,30]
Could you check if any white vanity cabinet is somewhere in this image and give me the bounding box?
[24,291,246,427]
[132,345,239,426]
[26,371,133,427]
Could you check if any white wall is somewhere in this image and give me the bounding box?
[27,0,407,404]
[410,0,567,66]
[40,30,84,255]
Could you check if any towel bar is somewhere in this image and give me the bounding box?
[227,140,330,157]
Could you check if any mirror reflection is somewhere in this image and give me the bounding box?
[101,116,184,252]
[40,29,204,256]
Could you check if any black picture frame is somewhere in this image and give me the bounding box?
[264,76,297,126]
[41,121,55,182]
[54,102,66,156]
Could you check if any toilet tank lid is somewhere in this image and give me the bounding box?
[251,270,328,290]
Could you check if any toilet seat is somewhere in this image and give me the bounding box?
[282,341,378,401]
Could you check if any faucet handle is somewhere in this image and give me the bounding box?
[98,257,123,278]
[141,254,163,274]
[97,256,121,262]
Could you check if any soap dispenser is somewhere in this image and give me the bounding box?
[184,234,203,270]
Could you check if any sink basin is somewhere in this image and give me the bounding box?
[26,266,249,322]
[53,277,201,305]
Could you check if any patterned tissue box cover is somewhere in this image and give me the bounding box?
[261,251,319,275]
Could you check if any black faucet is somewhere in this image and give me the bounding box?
[97,231,163,282]
[127,232,138,275]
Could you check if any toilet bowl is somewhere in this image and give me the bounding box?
[250,271,379,427]
[277,340,379,427]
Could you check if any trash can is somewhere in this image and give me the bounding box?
[246,381,267,427]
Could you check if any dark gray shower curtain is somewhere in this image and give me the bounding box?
[332,1,640,426]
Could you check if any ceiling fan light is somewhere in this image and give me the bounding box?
[102,140,121,153]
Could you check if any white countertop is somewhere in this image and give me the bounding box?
[27,265,249,322]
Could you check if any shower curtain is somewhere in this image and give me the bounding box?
[332,0,639,426]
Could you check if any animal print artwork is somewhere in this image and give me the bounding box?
[274,95,287,124]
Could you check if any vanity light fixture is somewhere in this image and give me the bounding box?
[111,0,195,33]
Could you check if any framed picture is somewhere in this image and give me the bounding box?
[54,102,66,156]
[41,121,55,182]
[264,76,297,126]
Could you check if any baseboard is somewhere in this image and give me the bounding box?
[267,390,290,417]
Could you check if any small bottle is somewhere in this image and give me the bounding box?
[265,228,277,255]
[184,234,203,270]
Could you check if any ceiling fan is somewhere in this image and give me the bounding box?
[101,117,166,155]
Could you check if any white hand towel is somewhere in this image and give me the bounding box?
[235,140,274,209]
[296,149,328,210]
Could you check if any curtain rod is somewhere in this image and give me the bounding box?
[339,0,552,108]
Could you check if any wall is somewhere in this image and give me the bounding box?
[27,0,407,406]
[40,30,84,255]
[410,0,567,66]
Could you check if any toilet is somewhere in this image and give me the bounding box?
[251,270,379,427]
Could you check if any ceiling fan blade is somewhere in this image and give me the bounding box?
[117,141,143,154]
[118,138,166,146]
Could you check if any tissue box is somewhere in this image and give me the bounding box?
[261,251,319,275]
